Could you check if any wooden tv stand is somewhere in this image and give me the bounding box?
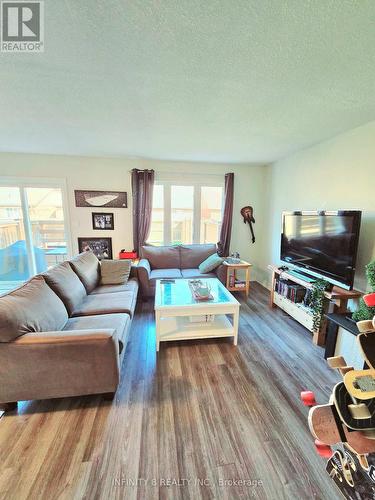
[268,265,361,347]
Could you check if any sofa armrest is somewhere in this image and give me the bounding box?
[136,259,152,299]
[0,329,120,403]
[215,264,227,285]
[130,264,138,279]
[137,258,151,277]
[14,329,116,345]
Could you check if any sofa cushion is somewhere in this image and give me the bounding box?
[0,276,68,343]
[181,269,216,279]
[64,313,130,352]
[91,278,139,295]
[141,245,180,269]
[100,259,131,285]
[149,269,182,280]
[69,251,100,293]
[71,291,137,318]
[180,244,217,269]
[43,261,87,315]
[198,253,223,273]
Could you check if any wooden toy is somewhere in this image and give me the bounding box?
[326,449,375,499]
[327,356,375,430]
[332,382,375,431]
[357,320,375,333]
[328,355,375,400]
[308,402,375,454]
[344,370,375,400]
[303,333,375,498]
[326,450,355,489]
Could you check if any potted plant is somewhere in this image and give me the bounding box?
[311,278,330,332]
[353,259,375,322]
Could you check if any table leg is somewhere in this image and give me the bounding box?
[269,270,276,308]
[335,298,349,314]
[233,308,239,345]
[155,310,160,351]
[245,267,250,296]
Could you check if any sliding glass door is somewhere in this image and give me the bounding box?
[0,182,70,295]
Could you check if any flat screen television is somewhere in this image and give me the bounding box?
[280,211,362,290]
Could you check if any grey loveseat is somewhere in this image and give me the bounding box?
[137,244,226,298]
[0,251,138,410]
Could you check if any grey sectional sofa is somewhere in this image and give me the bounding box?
[0,251,138,409]
[137,243,226,298]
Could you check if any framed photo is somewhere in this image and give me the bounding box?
[78,237,113,260]
[92,212,114,230]
[75,190,127,208]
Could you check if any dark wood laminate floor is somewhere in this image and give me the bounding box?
[0,282,341,500]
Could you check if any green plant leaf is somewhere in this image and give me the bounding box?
[352,259,375,322]
[352,298,375,322]
[366,260,375,291]
[311,278,330,332]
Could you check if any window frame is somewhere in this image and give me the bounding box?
[149,174,224,246]
[0,176,73,276]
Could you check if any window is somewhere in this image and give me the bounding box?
[171,185,194,245]
[148,180,223,246]
[200,186,223,244]
[0,181,70,295]
[148,184,164,245]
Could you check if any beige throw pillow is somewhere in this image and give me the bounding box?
[100,259,131,285]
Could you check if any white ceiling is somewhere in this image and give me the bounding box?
[0,0,374,164]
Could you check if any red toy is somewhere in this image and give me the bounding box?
[119,251,138,260]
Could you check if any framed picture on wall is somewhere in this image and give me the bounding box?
[92,212,114,230]
[75,190,127,208]
[78,237,113,260]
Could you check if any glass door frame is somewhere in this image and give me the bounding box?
[0,176,73,277]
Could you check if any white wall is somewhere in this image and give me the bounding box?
[261,121,375,291]
[0,154,133,259]
[3,120,373,290]
[0,154,267,280]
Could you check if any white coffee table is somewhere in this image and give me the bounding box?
[154,278,240,351]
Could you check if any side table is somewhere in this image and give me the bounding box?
[223,260,252,296]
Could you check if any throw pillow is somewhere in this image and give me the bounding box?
[198,253,223,274]
[70,251,100,292]
[43,261,87,316]
[0,276,68,343]
[100,259,131,285]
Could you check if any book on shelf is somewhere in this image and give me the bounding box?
[234,280,246,288]
[274,278,306,303]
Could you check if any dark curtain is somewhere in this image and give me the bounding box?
[131,169,155,253]
[217,172,234,257]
